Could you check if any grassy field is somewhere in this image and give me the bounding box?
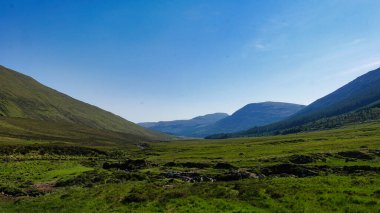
[0,122,380,212]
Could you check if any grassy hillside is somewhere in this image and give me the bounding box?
[0,117,169,148]
[0,65,168,141]
[208,67,380,139]
[0,121,379,212]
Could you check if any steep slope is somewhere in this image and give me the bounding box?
[208,67,380,139]
[139,113,229,137]
[0,117,160,146]
[0,65,168,141]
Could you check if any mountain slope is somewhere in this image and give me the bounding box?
[208,67,380,139]
[0,65,168,141]
[139,113,229,137]
[201,102,305,135]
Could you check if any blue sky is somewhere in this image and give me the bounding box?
[1,0,380,122]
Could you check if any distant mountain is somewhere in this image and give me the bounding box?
[141,102,305,138]
[139,113,229,137]
[207,67,380,139]
[196,102,305,137]
[0,65,169,141]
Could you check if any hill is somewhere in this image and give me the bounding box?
[139,113,229,137]
[0,65,168,141]
[207,67,380,139]
[199,102,305,136]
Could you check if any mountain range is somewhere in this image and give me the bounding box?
[140,102,305,137]
[139,113,229,137]
[0,65,169,143]
[2,65,380,142]
[207,67,380,139]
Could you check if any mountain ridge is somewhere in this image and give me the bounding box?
[141,102,305,137]
[139,113,229,137]
[207,67,380,139]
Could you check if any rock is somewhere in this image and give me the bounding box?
[163,162,211,169]
[162,185,175,189]
[162,172,214,183]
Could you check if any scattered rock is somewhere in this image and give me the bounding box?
[162,185,175,189]
[216,170,258,181]
[136,143,150,150]
[163,162,211,169]
[369,149,380,157]
[162,172,214,182]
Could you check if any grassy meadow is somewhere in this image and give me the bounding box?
[0,122,380,212]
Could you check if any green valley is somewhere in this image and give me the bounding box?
[1,121,380,212]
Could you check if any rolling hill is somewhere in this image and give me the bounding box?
[207,67,380,139]
[0,65,169,142]
[139,113,229,137]
[200,102,305,136]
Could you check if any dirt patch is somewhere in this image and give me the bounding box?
[214,162,237,170]
[342,166,380,174]
[0,186,25,197]
[288,155,316,164]
[31,183,54,194]
[103,159,154,171]
[215,170,259,181]
[260,164,319,177]
[337,151,374,160]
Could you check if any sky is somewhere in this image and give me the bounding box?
[1,0,380,123]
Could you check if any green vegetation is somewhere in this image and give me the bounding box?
[0,65,168,141]
[208,103,380,139]
[1,121,380,212]
[208,67,380,139]
[1,66,380,212]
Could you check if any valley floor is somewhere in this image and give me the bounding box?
[1,122,380,212]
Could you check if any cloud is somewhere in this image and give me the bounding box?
[338,59,380,76]
[348,38,366,46]
[253,42,267,50]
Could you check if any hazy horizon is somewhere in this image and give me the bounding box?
[2,0,380,123]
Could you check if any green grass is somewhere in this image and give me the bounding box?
[147,122,380,166]
[0,161,93,187]
[0,121,379,212]
[0,65,169,141]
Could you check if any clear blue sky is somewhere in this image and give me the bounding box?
[1,0,380,123]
